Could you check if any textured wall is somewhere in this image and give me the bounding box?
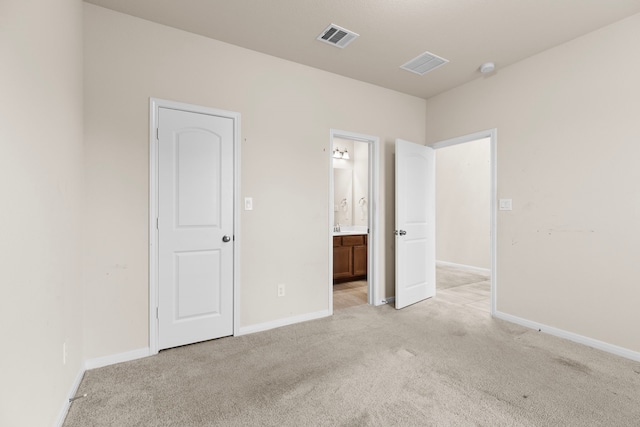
[0,0,84,425]
[426,14,640,353]
[83,4,425,359]
[436,138,490,269]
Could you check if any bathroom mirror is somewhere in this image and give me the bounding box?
[332,138,369,231]
[333,169,353,226]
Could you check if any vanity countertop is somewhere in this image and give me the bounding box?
[333,230,367,236]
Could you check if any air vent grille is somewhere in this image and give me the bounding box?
[317,24,359,48]
[400,51,449,75]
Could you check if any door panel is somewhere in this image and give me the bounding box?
[333,245,353,279]
[175,250,221,319]
[158,107,233,350]
[395,139,435,309]
[353,245,368,277]
[176,132,221,227]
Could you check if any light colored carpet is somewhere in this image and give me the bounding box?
[64,289,640,426]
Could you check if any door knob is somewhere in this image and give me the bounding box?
[394,230,407,236]
[222,235,231,242]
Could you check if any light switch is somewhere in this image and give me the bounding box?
[244,197,253,211]
[499,199,512,211]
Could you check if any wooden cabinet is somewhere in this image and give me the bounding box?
[333,245,353,279]
[333,234,367,282]
[353,244,367,277]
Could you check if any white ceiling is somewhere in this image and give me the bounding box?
[85,0,640,99]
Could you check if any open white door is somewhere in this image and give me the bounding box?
[395,139,435,309]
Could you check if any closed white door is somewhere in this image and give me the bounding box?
[158,107,234,350]
[395,139,435,309]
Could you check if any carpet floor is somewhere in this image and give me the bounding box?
[64,269,640,426]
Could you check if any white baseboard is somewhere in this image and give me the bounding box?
[55,366,85,427]
[84,347,150,370]
[494,311,640,362]
[237,309,330,336]
[437,260,490,275]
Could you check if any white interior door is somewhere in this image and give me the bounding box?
[395,139,435,309]
[158,107,234,350]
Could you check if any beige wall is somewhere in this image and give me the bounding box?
[83,4,425,359]
[3,2,638,423]
[0,0,84,425]
[426,14,640,352]
[436,138,490,269]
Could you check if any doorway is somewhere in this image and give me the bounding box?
[431,129,497,315]
[149,98,241,354]
[329,129,379,314]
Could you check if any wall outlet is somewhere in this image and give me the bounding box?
[277,283,286,297]
[499,199,513,211]
[63,342,67,365]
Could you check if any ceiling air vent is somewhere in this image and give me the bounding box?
[317,24,359,48]
[400,51,449,75]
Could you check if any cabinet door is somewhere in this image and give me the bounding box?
[333,246,353,279]
[353,245,367,277]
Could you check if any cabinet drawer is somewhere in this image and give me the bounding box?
[341,235,365,246]
[333,236,342,247]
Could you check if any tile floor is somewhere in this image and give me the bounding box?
[333,280,368,310]
[435,264,490,313]
[333,264,490,312]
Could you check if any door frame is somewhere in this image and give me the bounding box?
[149,98,241,355]
[329,129,380,313]
[430,129,497,315]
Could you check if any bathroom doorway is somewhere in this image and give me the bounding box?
[329,129,379,314]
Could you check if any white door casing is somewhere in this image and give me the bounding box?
[431,128,497,316]
[328,129,381,310]
[157,107,234,350]
[395,139,435,309]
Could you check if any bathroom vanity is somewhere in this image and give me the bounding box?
[333,233,367,283]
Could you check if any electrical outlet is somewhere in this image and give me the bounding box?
[499,199,513,211]
[63,342,67,365]
[277,283,285,297]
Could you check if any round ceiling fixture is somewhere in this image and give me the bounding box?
[480,62,495,74]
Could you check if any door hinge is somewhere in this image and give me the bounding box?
[156,217,159,230]
[156,307,159,319]
[156,127,159,140]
